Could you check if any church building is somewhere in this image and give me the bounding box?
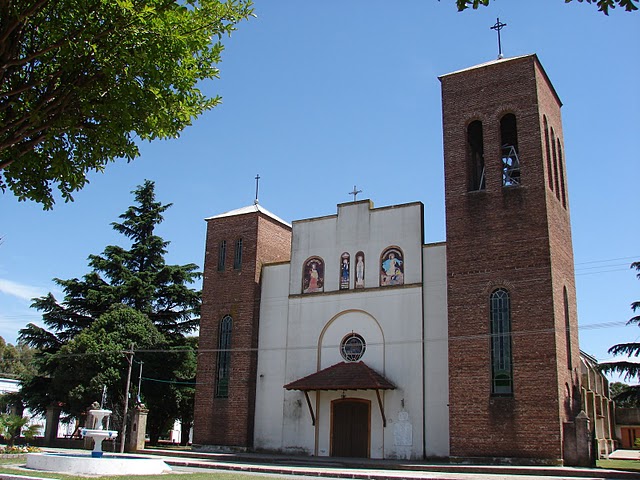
[193,54,589,465]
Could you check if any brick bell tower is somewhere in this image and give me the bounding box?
[193,204,291,450]
[441,55,583,464]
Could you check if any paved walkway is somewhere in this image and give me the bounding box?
[610,451,640,461]
[137,447,640,480]
[16,447,640,480]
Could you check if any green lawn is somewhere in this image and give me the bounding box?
[0,457,288,480]
[598,459,640,472]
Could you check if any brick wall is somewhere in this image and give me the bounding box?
[441,55,581,463]
[193,210,291,448]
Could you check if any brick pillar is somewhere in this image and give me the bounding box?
[127,406,149,452]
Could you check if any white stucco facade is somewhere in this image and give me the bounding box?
[253,200,449,459]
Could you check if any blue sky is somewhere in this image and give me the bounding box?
[1,1,638,377]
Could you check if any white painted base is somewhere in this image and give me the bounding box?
[26,453,171,476]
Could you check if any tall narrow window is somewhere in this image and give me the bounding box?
[233,238,242,270]
[490,288,513,395]
[551,128,561,201]
[467,121,485,191]
[544,116,554,191]
[215,315,233,398]
[557,139,567,208]
[217,240,226,271]
[564,287,572,370]
[500,114,520,186]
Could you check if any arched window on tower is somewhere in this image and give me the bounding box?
[551,128,561,201]
[490,288,513,395]
[217,240,226,271]
[558,139,567,209]
[544,116,554,191]
[467,121,485,191]
[233,238,243,270]
[500,114,520,187]
[215,315,233,398]
[564,287,572,370]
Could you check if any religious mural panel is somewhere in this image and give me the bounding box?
[355,251,365,289]
[380,247,404,286]
[302,257,324,293]
[340,252,350,290]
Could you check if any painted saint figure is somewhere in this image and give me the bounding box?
[380,248,404,286]
[340,253,350,290]
[355,251,365,289]
[303,257,324,293]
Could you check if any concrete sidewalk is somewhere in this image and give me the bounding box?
[610,451,640,461]
[137,447,640,480]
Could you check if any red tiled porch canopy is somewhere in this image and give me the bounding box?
[284,361,396,427]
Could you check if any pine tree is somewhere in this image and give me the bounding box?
[601,261,640,402]
[19,181,200,438]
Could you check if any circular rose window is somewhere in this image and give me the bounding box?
[340,333,366,362]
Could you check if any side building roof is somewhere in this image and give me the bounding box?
[205,202,291,228]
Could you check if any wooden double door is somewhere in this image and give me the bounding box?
[331,399,370,458]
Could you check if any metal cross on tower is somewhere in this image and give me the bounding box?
[490,17,507,59]
[254,174,260,205]
[349,185,362,202]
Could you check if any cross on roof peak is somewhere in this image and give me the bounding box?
[490,17,507,59]
[348,186,362,202]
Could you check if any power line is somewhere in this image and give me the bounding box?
[29,319,631,361]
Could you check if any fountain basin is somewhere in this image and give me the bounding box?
[26,452,171,476]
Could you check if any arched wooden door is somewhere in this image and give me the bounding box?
[331,398,370,458]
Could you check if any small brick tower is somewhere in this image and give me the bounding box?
[441,55,583,464]
[193,204,291,449]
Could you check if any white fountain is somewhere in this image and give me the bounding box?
[82,407,118,457]
[26,405,170,476]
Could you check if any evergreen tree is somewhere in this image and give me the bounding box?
[19,181,201,438]
[601,261,640,402]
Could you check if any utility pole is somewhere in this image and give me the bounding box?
[137,361,144,403]
[120,343,134,453]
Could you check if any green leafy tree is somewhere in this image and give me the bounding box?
[0,337,37,380]
[455,0,638,14]
[601,262,640,402]
[0,337,38,420]
[0,0,253,209]
[142,336,197,445]
[47,305,165,420]
[19,181,201,441]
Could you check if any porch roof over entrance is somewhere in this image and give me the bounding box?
[284,361,396,391]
